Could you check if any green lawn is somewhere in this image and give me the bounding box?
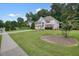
[7,27,30,32]
[10,30,79,56]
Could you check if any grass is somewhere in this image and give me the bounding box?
[10,30,79,56]
[7,27,31,32]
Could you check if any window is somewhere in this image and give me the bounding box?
[42,22,44,27]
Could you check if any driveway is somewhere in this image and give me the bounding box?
[0,30,28,56]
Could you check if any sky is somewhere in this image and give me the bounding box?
[0,3,51,22]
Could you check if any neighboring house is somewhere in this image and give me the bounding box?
[27,20,33,27]
[35,16,59,30]
[26,17,33,27]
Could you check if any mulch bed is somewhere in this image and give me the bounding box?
[41,35,78,47]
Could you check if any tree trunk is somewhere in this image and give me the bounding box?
[64,31,68,38]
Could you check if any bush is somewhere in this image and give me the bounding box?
[5,27,9,31]
[45,27,52,30]
[11,27,16,30]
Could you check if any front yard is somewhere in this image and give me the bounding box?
[10,30,79,56]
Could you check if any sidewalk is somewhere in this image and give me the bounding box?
[0,30,28,56]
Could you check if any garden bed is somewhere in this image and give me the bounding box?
[41,35,78,47]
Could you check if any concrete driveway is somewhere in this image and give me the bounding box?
[0,30,28,56]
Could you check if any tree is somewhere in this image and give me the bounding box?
[11,21,17,27]
[26,12,38,22]
[50,3,63,21]
[0,20,4,28]
[5,21,11,31]
[26,9,51,22]
[26,12,37,28]
[37,9,51,17]
[61,4,79,37]
[17,17,26,28]
[10,21,17,30]
[51,3,79,38]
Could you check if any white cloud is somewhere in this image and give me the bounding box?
[22,16,27,21]
[8,13,21,17]
[32,8,50,14]
[8,13,16,17]
[35,8,41,13]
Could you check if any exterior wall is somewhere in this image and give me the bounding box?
[50,20,59,29]
[41,22,45,29]
[35,26,41,30]
[35,17,59,30]
[35,17,45,30]
[35,22,45,30]
[53,23,59,29]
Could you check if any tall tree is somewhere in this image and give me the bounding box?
[0,20,4,28]
[5,21,11,31]
[10,21,17,30]
[17,17,26,28]
[37,9,51,17]
[50,3,62,21]
[26,12,36,27]
[51,3,79,38]
[26,9,51,22]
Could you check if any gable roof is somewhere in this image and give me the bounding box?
[35,16,59,24]
[44,16,56,21]
[44,16,59,23]
[35,17,45,24]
